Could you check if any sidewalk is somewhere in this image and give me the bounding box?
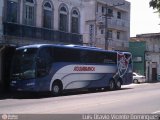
[122,81,160,88]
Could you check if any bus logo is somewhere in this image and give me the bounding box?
[117,53,131,77]
[74,66,95,71]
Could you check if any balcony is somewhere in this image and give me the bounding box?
[108,19,129,31]
[96,15,129,32]
[3,22,83,45]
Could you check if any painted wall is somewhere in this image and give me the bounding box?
[129,41,146,75]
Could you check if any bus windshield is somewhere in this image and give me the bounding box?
[11,48,38,80]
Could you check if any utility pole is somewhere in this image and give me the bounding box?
[104,2,125,50]
[104,4,109,50]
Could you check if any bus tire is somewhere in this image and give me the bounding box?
[109,79,115,91]
[115,80,122,90]
[51,82,62,96]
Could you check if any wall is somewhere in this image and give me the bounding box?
[129,41,146,75]
[81,0,96,45]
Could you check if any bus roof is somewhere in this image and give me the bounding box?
[16,44,49,49]
[16,44,129,54]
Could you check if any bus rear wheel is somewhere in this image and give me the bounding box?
[115,80,122,90]
[51,82,62,96]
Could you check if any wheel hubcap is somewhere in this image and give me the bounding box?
[134,80,138,83]
[117,81,121,87]
[53,85,59,93]
[110,81,114,89]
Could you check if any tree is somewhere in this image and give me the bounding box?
[150,0,160,13]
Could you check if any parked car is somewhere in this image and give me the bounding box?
[133,72,146,83]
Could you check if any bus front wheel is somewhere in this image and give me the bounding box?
[51,82,62,96]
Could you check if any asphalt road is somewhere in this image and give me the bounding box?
[0,82,160,114]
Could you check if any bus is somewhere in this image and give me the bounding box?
[10,44,132,96]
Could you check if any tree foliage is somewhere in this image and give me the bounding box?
[150,0,160,13]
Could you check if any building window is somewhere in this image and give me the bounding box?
[96,4,99,12]
[108,30,112,39]
[71,9,80,33]
[43,1,53,29]
[117,11,121,19]
[117,31,120,39]
[23,0,36,26]
[107,8,113,17]
[89,24,94,44]
[102,6,105,14]
[133,56,142,62]
[101,29,104,34]
[6,0,19,23]
[59,4,68,32]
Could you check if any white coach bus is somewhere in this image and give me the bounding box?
[10,44,132,96]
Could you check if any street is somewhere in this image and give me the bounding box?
[0,82,160,114]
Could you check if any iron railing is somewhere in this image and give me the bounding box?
[3,22,83,45]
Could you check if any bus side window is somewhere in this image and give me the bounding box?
[104,53,117,64]
[53,47,80,63]
[37,47,53,77]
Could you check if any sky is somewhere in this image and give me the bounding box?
[127,0,160,37]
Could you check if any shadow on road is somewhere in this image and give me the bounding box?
[0,87,133,100]
[0,92,53,100]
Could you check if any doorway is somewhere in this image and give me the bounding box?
[152,62,157,82]
[1,46,16,92]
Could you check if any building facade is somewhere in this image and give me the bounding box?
[130,33,160,82]
[2,0,84,46]
[82,0,130,51]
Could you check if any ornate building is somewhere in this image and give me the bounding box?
[2,0,83,46]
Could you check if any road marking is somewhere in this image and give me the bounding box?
[152,110,160,114]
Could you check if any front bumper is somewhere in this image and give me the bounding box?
[10,79,38,92]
